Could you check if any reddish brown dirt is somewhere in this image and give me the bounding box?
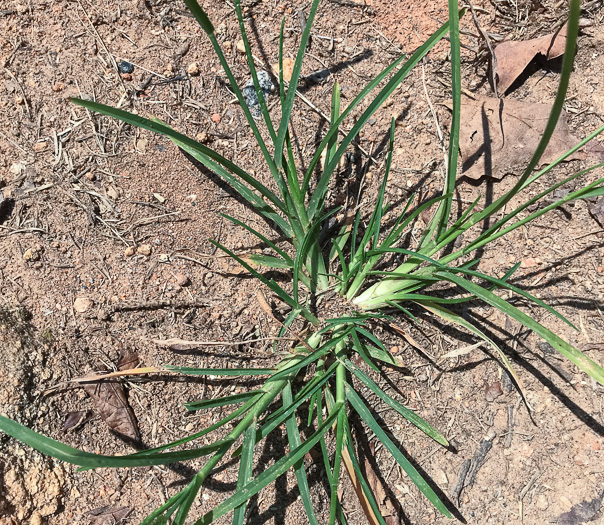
[1,0,603,524]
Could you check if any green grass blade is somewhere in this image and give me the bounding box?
[232,0,277,141]
[232,422,257,525]
[70,99,286,215]
[283,383,320,525]
[247,254,293,270]
[274,0,321,169]
[0,414,231,468]
[327,82,341,166]
[133,398,259,456]
[341,417,389,525]
[445,266,576,329]
[166,365,274,377]
[433,0,461,239]
[221,214,292,262]
[343,359,448,446]
[329,409,346,525]
[301,53,408,196]
[345,386,452,518]
[350,328,380,373]
[192,404,343,525]
[436,272,604,385]
[307,14,462,221]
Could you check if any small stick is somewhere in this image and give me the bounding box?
[518,470,540,502]
[4,67,31,118]
[257,290,314,353]
[152,336,297,348]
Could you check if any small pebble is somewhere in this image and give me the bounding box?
[124,246,136,257]
[175,273,190,287]
[33,142,48,152]
[118,60,134,74]
[23,247,41,261]
[52,82,65,92]
[521,257,540,268]
[137,244,152,256]
[136,138,148,153]
[535,494,549,511]
[344,46,354,54]
[187,62,200,76]
[196,131,210,143]
[211,113,221,124]
[15,95,24,105]
[236,39,246,53]
[29,511,43,525]
[73,297,93,313]
[485,381,503,402]
[120,72,132,81]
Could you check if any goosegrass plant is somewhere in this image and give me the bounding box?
[2,0,604,523]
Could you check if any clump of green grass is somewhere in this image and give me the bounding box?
[1,0,603,523]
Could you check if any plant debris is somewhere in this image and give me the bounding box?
[83,363,140,444]
[88,505,132,525]
[494,25,567,93]
[455,95,583,179]
[588,198,604,228]
[554,492,604,525]
[452,429,497,504]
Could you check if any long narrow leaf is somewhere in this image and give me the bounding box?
[436,272,604,384]
[345,387,452,518]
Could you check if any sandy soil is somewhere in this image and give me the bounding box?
[1,0,603,524]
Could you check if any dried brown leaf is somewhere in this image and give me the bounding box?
[495,25,567,93]
[83,379,140,443]
[117,352,139,371]
[88,506,132,525]
[456,95,583,179]
[63,410,91,432]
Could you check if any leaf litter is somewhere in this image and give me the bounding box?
[494,24,567,93]
[83,352,141,444]
[453,95,584,179]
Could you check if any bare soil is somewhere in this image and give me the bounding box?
[1,0,603,524]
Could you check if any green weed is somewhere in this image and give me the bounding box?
[1,0,603,523]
